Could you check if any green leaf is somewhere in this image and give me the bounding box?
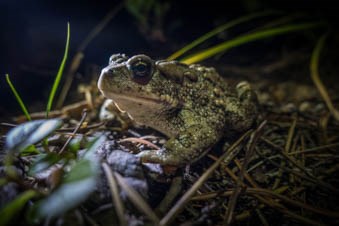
[29,167,96,222]
[68,136,82,152]
[29,153,62,176]
[0,178,7,186]
[64,159,95,183]
[5,119,63,152]
[83,135,106,162]
[21,144,40,156]
[0,190,38,226]
[28,135,105,221]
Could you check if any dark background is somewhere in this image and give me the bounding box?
[0,0,338,119]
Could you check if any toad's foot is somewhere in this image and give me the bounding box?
[136,123,220,166]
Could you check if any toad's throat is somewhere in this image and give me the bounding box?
[102,91,177,137]
[102,90,166,118]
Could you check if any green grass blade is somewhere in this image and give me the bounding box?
[5,74,31,121]
[46,22,70,118]
[167,11,278,60]
[310,33,339,120]
[0,190,38,225]
[251,13,305,33]
[182,22,322,64]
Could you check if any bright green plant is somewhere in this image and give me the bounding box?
[168,12,324,64]
[46,22,70,118]
[5,74,31,121]
[181,22,322,64]
[310,33,339,120]
[4,23,70,120]
[167,11,278,60]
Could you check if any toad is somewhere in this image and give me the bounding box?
[98,54,258,166]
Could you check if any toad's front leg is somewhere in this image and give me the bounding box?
[224,81,258,134]
[136,123,221,166]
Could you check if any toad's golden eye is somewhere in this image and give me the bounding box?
[127,55,154,85]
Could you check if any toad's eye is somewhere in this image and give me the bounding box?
[130,62,149,77]
[127,55,154,84]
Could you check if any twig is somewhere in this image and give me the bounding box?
[155,176,183,215]
[102,162,127,226]
[114,172,160,225]
[256,145,339,193]
[262,135,339,193]
[285,115,297,153]
[255,208,269,226]
[119,137,160,150]
[192,188,339,218]
[160,129,253,226]
[273,116,297,189]
[209,189,325,225]
[58,109,87,154]
[224,121,267,225]
[57,121,105,133]
[288,142,339,155]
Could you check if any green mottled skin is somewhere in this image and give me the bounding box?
[98,54,258,166]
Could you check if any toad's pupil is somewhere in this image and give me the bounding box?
[132,62,149,77]
[136,64,146,72]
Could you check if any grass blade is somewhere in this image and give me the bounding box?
[0,190,38,225]
[5,74,31,121]
[46,22,70,117]
[310,33,339,120]
[167,11,278,60]
[181,22,322,64]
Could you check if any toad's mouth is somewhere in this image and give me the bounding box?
[100,90,165,109]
